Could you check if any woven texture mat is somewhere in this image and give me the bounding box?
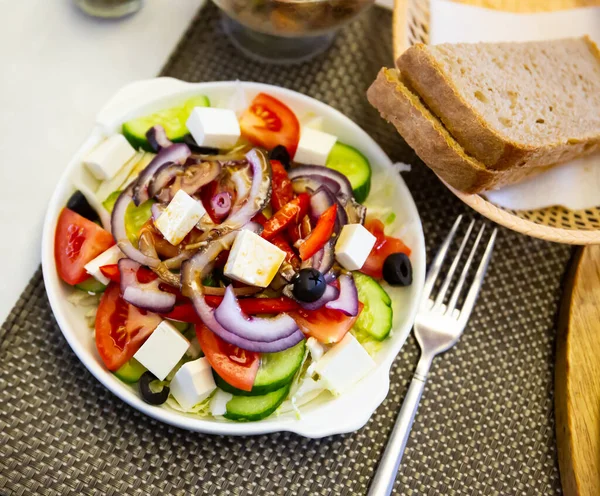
[1,4,572,495]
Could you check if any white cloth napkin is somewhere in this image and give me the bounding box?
[429,0,600,210]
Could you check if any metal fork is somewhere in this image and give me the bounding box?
[368,216,498,496]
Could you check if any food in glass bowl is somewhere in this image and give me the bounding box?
[52,89,415,423]
[213,0,375,37]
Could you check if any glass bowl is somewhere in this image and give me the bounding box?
[213,0,375,63]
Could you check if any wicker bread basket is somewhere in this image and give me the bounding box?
[392,0,600,244]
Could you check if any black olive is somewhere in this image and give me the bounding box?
[139,372,170,405]
[270,145,291,169]
[292,268,326,303]
[383,253,413,287]
[66,190,99,222]
[182,134,219,155]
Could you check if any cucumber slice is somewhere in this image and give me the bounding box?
[114,358,147,383]
[326,142,372,203]
[353,272,393,340]
[214,340,306,396]
[74,277,106,294]
[224,384,291,421]
[122,95,210,151]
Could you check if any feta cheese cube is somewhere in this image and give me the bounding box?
[313,333,375,395]
[84,134,137,181]
[84,245,124,285]
[210,389,233,416]
[169,357,216,410]
[293,127,337,166]
[155,190,206,246]
[224,229,286,288]
[133,321,190,381]
[334,223,377,271]
[186,107,241,149]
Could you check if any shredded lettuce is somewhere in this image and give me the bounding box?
[166,393,214,416]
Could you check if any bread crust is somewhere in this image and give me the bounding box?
[397,38,600,171]
[366,68,549,194]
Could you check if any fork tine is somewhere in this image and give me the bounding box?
[446,223,486,314]
[457,228,498,325]
[421,215,463,304]
[433,219,475,310]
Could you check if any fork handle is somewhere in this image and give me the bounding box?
[368,364,431,496]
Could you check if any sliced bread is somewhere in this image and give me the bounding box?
[397,37,600,171]
[366,68,551,194]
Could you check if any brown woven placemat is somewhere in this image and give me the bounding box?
[0,4,571,495]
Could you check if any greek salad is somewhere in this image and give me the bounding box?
[54,91,413,421]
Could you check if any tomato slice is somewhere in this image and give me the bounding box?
[361,219,412,279]
[261,193,310,240]
[270,160,294,211]
[298,204,337,261]
[55,208,115,285]
[95,283,162,371]
[196,323,260,391]
[163,297,300,324]
[239,93,300,156]
[290,303,363,344]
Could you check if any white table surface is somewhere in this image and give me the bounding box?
[0,0,203,323]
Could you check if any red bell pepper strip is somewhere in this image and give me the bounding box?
[99,264,158,284]
[162,296,300,323]
[261,193,310,240]
[298,204,337,261]
[253,208,301,269]
[270,160,294,211]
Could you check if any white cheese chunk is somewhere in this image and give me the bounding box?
[186,107,241,149]
[334,223,377,271]
[210,389,234,416]
[306,337,326,376]
[84,245,124,285]
[169,357,216,410]
[155,189,206,246]
[293,127,337,166]
[84,134,137,181]
[133,321,190,381]
[313,333,376,395]
[224,229,286,288]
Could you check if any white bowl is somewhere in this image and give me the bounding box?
[41,79,425,438]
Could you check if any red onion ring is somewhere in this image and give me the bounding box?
[133,143,190,206]
[214,286,299,342]
[325,274,359,316]
[119,258,176,313]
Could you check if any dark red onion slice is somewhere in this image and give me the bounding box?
[308,239,335,274]
[210,192,232,218]
[208,324,305,353]
[288,165,354,199]
[111,186,160,268]
[308,186,348,235]
[133,143,190,206]
[298,284,340,311]
[323,268,340,283]
[146,125,173,152]
[200,149,271,242]
[214,286,299,342]
[179,161,221,197]
[148,162,183,200]
[119,258,176,313]
[325,274,359,316]
[343,197,367,225]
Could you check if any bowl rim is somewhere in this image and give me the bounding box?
[41,78,426,438]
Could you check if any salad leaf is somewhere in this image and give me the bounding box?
[102,190,121,213]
